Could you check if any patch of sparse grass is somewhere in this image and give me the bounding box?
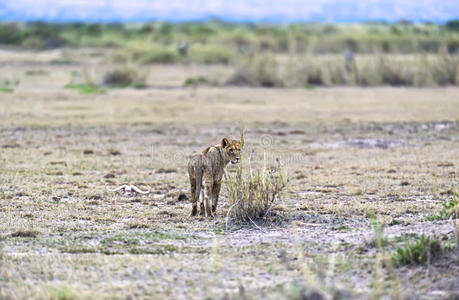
[183,76,215,87]
[25,70,49,76]
[46,285,76,300]
[129,245,208,255]
[50,58,73,65]
[427,190,458,220]
[64,83,106,94]
[129,244,180,255]
[101,230,191,246]
[392,235,442,266]
[0,87,14,93]
[0,78,18,93]
[11,230,40,238]
[134,47,179,64]
[443,243,457,252]
[126,221,150,229]
[60,245,96,254]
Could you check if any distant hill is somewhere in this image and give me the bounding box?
[1,0,458,23]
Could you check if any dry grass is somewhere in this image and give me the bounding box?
[226,158,288,225]
[102,64,149,88]
[226,53,459,87]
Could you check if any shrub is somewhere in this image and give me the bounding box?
[190,44,233,64]
[134,47,179,64]
[183,76,214,87]
[103,65,148,88]
[226,55,283,87]
[85,23,102,36]
[447,39,459,54]
[445,20,459,31]
[430,55,458,86]
[21,36,46,50]
[380,57,414,86]
[0,23,24,45]
[225,158,288,226]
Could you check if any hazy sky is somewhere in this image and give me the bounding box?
[1,0,458,22]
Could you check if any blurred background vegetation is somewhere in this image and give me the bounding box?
[2,20,459,87]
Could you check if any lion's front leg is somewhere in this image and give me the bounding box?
[202,171,214,218]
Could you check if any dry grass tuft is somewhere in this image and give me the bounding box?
[226,158,288,226]
[11,230,40,238]
[103,65,148,88]
[227,55,283,87]
[126,220,151,229]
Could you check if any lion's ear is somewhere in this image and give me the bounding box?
[221,138,230,148]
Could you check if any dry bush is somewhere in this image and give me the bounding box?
[132,47,179,64]
[226,54,283,87]
[189,44,233,64]
[429,54,458,85]
[103,65,149,88]
[225,158,288,226]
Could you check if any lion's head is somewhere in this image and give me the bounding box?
[221,137,244,164]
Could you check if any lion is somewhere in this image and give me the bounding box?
[188,137,244,217]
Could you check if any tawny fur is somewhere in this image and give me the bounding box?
[187,137,243,217]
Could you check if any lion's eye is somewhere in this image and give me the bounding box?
[229,149,234,153]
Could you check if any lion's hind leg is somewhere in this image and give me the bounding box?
[188,165,200,217]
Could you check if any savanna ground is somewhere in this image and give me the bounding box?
[0,48,458,299]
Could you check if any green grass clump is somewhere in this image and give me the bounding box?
[427,191,458,220]
[46,285,76,300]
[129,244,180,255]
[64,83,106,94]
[0,78,18,93]
[183,76,214,87]
[392,235,442,266]
[25,70,49,76]
[0,87,14,93]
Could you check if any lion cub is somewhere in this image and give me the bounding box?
[188,137,243,217]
